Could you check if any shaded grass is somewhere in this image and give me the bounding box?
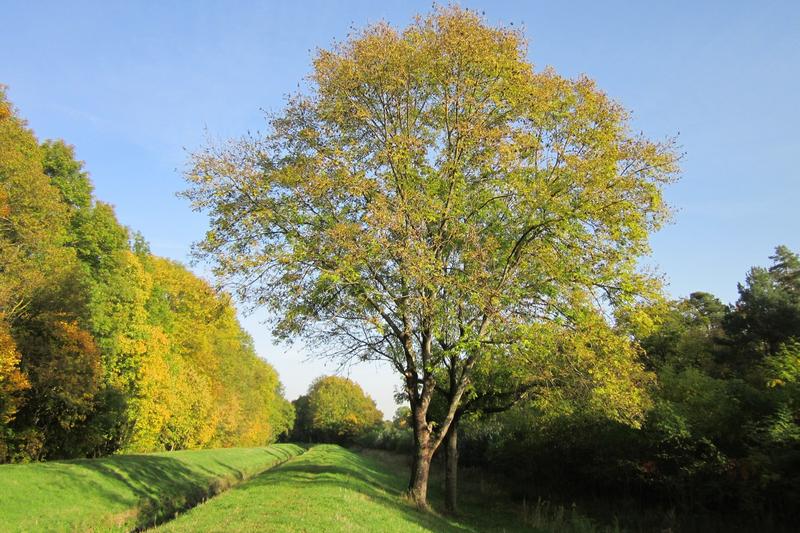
[0,443,303,532]
[361,449,594,533]
[419,452,790,533]
[157,444,542,532]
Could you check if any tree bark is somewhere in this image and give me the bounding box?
[408,445,432,508]
[404,335,471,510]
[444,419,459,513]
[407,395,436,509]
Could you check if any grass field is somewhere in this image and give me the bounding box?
[1,443,609,532]
[156,444,464,532]
[0,443,303,532]
[157,444,554,533]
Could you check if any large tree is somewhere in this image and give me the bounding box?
[184,7,677,507]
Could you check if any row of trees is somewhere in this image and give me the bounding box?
[0,88,294,462]
[457,247,800,522]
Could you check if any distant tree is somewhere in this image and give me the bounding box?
[725,247,800,478]
[184,7,677,507]
[291,394,313,442]
[292,376,382,443]
[725,246,800,363]
[640,291,727,372]
[627,248,800,516]
[392,406,412,430]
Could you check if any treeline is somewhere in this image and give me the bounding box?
[0,89,293,462]
[456,246,800,523]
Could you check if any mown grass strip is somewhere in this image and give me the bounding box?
[0,443,303,532]
[157,444,473,533]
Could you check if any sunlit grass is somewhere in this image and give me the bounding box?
[157,444,552,532]
[157,444,472,532]
[1,443,616,532]
[0,443,303,532]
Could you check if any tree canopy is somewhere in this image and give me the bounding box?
[292,375,382,443]
[184,6,678,506]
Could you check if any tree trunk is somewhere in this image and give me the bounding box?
[408,400,434,509]
[444,419,459,513]
[405,356,466,510]
[409,445,432,508]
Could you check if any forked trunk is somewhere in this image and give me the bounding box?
[406,366,465,510]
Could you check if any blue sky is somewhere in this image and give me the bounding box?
[2,1,798,417]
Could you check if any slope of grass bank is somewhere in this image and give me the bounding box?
[0,443,303,532]
[156,444,461,532]
[157,444,534,532]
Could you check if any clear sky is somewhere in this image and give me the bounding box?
[2,1,798,418]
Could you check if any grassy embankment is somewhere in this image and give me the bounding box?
[0,443,303,532]
[157,444,595,533]
[1,443,613,532]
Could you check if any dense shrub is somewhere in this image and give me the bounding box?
[356,411,414,454]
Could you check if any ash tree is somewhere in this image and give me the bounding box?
[184,6,678,508]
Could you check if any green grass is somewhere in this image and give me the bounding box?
[156,444,458,532]
[0,443,614,532]
[157,444,539,533]
[0,443,303,532]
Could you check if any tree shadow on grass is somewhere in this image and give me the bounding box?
[240,446,475,533]
[76,455,221,530]
[48,445,300,531]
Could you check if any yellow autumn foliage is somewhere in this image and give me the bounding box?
[0,317,28,427]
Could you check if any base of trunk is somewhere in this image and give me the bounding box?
[406,487,432,511]
[408,448,432,510]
